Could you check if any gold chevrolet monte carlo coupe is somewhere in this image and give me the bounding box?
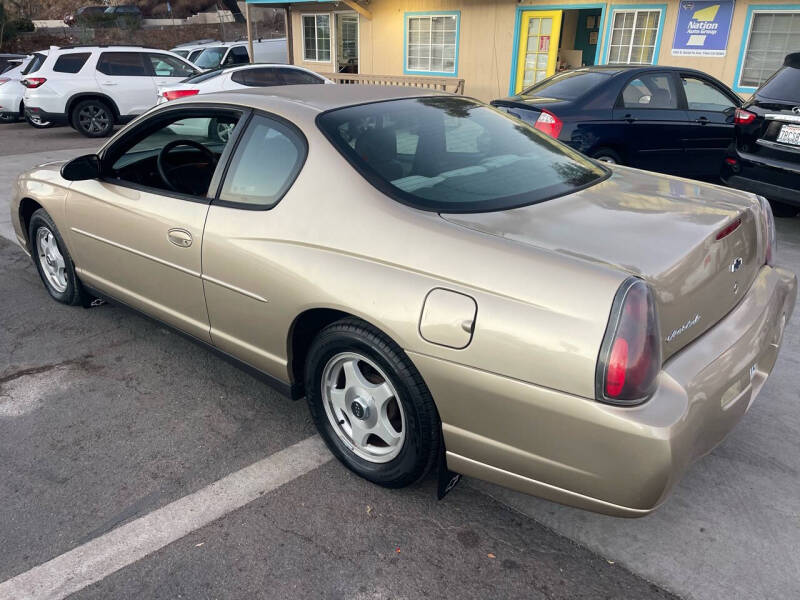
[10,85,797,516]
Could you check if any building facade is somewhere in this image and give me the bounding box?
[251,0,800,101]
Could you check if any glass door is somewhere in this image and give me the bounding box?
[515,11,563,93]
[336,12,359,73]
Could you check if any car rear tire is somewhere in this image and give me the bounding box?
[769,201,799,218]
[72,99,114,138]
[26,113,53,128]
[28,209,88,306]
[592,148,622,164]
[305,318,440,488]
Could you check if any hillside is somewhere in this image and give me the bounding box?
[36,0,221,20]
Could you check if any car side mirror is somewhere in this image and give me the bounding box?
[61,154,101,181]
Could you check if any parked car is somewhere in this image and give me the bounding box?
[101,5,142,28]
[10,86,796,517]
[22,46,198,138]
[722,53,800,218]
[492,66,742,181]
[0,53,26,74]
[158,63,332,103]
[3,51,53,128]
[64,5,107,27]
[192,39,288,71]
[170,40,221,63]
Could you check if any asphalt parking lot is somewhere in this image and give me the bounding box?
[1,123,799,600]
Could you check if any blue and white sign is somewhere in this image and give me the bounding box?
[671,0,734,57]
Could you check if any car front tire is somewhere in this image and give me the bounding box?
[305,318,440,488]
[72,99,114,138]
[592,147,622,164]
[28,209,88,305]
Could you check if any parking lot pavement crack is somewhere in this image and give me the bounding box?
[0,356,95,386]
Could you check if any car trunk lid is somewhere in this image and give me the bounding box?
[441,166,764,359]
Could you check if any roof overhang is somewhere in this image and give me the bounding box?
[245,0,371,19]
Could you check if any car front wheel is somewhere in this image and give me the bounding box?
[592,147,622,164]
[305,318,440,488]
[28,209,88,305]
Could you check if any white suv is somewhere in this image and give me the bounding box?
[22,45,199,138]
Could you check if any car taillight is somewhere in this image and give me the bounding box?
[0,78,9,86]
[596,278,661,405]
[22,77,47,89]
[162,89,199,101]
[734,108,756,125]
[534,110,563,138]
[758,196,777,266]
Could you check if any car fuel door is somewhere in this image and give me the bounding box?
[612,72,688,173]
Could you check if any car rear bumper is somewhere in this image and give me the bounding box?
[723,148,800,207]
[410,265,797,517]
[24,106,69,125]
[722,174,800,207]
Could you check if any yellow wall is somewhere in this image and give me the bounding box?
[286,0,800,102]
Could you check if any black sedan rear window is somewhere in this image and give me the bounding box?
[317,96,607,213]
[521,70,613,99]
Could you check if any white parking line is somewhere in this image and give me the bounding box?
[0,436,332,600]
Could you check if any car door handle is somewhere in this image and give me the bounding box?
[695,116,709,124]
[167,228,192,248]
[623,114,636,123]
[99,80,118,86]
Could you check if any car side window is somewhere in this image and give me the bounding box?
[681,76,736,112]
[96,52,148,76]
[231,68,282,87]
[107,111,241,197]
[218,114,306,208]
[147,53,197,78]
[621,73,678,109]
[53,52,91,74]
[279,69,324,85]
[225,46,250,66]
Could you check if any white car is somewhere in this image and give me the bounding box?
[22,45,199,138]
[192,39,288,71]
[158,63,332,103]
[159,63,332,142]
[170,40,221,64]
[0,52,53,127]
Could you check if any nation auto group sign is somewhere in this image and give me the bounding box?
[672,0,735,57]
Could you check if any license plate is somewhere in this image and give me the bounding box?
[776,123,800,146]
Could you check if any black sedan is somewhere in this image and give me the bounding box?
[492,66,742,180]
[721,53,800,218]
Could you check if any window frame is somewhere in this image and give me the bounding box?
[615,70,681,110]
[403,10,461,77]
[602,5,666,66]
[734,5,800,94]
[302,13,333,63]
[97,104,250,204]
[213,110,309,211]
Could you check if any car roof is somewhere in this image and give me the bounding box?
[175,84,449,113]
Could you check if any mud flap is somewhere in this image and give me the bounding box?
[436,443,462,500]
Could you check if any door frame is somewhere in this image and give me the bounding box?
[334,10,360,74]
[508,3,607,95]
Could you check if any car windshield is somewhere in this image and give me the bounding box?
[194,47,226,70]
[520,70,613,99]
[757,66,800,103]
[317,96,608,213]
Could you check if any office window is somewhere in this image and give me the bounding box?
[405,13,459,75]
[303,14,331,62]
[607,9,662,65]
[740,11,800,88]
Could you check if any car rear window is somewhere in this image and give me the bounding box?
[757,66,800,103]
[22,53,46,75]
[521,70,612,99]
[317,96,608,213]
[182,69,225,84]
[53,52,91,74]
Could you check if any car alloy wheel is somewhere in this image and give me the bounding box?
[78,103,110,136]
[216,121,234,142]
[35,226,68,293]
[26,114,52,128]
[321,351,406,463]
